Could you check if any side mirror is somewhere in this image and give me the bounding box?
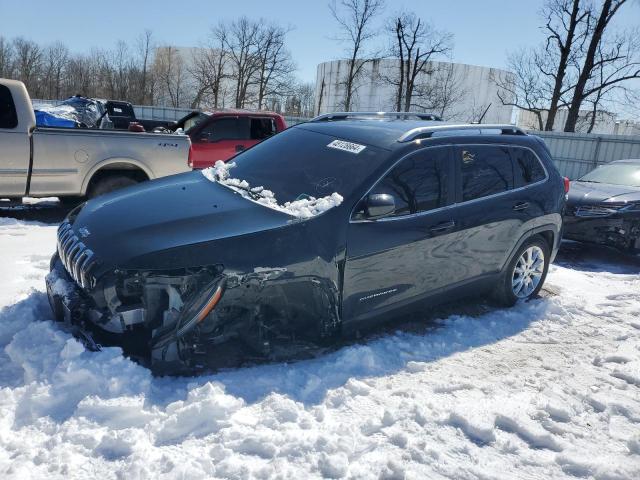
[365,193,395,219]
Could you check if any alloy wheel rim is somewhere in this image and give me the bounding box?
[512,246,545,299]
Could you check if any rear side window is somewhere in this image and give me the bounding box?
[199,117,250,142]
[511,147,546,187]
[0,85,18,129]
[459,145,513,202]
[250,117,277,140]
[371,147,450,216]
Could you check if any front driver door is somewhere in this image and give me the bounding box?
[343,146,458,324]
[190,116,250,167]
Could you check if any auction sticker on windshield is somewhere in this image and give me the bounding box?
[327,139,366,154]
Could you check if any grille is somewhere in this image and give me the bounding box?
[574,205,618,217]
[57,221,97,289]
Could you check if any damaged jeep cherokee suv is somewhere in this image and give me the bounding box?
[46,113,565,374]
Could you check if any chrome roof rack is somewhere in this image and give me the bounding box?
[311,111,443,122]
[397,124,526,143]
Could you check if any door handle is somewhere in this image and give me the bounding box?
[513,202,530,211]
[235,144,245,152]
[429,220,456,233]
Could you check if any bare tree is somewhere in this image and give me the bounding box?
[223,17,262,108]
[12,38,43,96]
[428,63,467,119]
[330,0,385,110]
[154,46,186,107]
[0,37,14,78]
[564,0,640,131]
[135,30,154,104]
[384,12,453,112]
[254,24,296,109]
[43,42,69,99]
[190,24,228,109]
[284,81,316,116]
[491,50,548,130]
[538,0,591,130]
[316,77,326,115]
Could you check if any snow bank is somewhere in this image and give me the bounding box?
[202,161,343,219]
[0,219,639,479]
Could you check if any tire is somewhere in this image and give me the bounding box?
[88,175,139,199]
[493,235,550,307]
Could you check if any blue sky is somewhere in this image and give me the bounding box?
[1,0,637,83]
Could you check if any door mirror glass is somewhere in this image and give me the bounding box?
[365,193,395,218]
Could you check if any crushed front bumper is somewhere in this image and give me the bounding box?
[563,214,640,251]
[46,255,103,352]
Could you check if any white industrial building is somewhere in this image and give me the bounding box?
[315,59,515,123]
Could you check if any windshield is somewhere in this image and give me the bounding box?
[580,163,640,187]
[227,126,389,204]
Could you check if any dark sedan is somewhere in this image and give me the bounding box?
[564,159,640,253]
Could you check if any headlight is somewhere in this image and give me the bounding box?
[176,277,226,338]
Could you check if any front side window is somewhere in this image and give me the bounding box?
[459,145,513,202]
[0,85,18,129]
[512,147,546,187]
[370,147,450,216]
[199,117,249,142]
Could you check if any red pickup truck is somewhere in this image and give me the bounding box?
[186,111,287,169]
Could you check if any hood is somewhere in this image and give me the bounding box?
[71,171,294,271]
[566,180,640,206]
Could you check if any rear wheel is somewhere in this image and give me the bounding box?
[493,235,550,306]
[88,175,139,199]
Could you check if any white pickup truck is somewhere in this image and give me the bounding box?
[0,78,191,202]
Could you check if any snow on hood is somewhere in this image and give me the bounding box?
[202,161,343,219]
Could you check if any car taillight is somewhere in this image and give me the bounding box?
[563,177,570,194]
[188,145,193,169]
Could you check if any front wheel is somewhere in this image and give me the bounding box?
[493,236,550,307]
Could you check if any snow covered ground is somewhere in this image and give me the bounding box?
[0,210,639,479]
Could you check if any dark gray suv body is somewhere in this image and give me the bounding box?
[46,117,566,373]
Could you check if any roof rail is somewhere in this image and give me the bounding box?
[311,111,443,122]
[398,124,526,143]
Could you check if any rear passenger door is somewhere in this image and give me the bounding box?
[343,146,457,323]
[448,144,522,279]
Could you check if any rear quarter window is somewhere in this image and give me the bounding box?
[0,85,18,129]
[250,117,277,140]
[511,147,547,187]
